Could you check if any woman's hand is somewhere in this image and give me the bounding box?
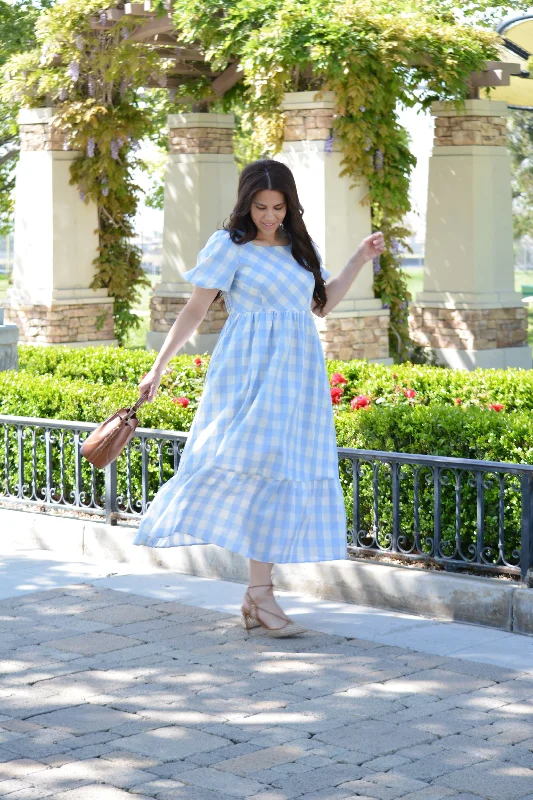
[355,231,386,264]
[138,367,163,403]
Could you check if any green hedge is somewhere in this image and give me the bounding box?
[17,345,531,410]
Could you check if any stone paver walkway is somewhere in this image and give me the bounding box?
[1,580,533,800]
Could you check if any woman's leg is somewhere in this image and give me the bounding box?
[244,558,291,629]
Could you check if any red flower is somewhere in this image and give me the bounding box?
[351,395,371,411]
[194,357,202,366]
[489,403,504,412]
[330,372,348,386]
[173,396,189,407]
[330,386,344,405]
[403,388,416,399]
[455,398,462,405]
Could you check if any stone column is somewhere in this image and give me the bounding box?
[147,113,238,353]
[275,90,390,363]
[3,108,115,346]
[409,100,531,369]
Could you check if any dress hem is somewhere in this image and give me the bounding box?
[133,530,348,564]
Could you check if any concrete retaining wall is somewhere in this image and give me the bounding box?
[3,506,533,635]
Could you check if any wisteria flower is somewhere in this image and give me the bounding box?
[68,61,79,82]
[373,256,381,275]
[75,35,84,51]
[59,87,68,101]
[374,149,384,170]
[325,134,334,154]
[88,76,95,97]
[110,139,120,160]
[99,10,107,25]
[86,137,95,157]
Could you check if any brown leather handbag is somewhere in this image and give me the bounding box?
[80,392,149,469]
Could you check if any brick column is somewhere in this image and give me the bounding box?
[276,91,391,363]
[3,108,115,346]
[147,113,238,354]
[409,100,531,370]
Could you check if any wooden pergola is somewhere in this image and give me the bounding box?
[90,1,244,106]
[91,2,525,107]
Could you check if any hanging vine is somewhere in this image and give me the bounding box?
[1,0,173,343]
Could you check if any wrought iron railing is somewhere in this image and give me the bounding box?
[1,414,532,584]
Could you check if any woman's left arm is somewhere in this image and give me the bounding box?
[312,232,386,317]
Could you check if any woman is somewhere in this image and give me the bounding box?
[135,158,385,637]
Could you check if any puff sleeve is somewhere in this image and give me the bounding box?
[180,229,240,292]
[311,240,331,282]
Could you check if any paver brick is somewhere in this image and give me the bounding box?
[45,632,144,655]
[438,760,533,799]
[28,704,139,735]
[113,726,230,760]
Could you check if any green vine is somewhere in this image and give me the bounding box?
[1,0,169,343]
[171,0,500,360]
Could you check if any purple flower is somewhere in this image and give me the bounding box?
[101,176,108,197]
[325,134,334,154]
[110,139,119,160]
[373,256,381,275]
[374,149,383,170]
[121,27,130,40]
[88,76,95,97]
[79,190,85,201]
[75,35,83,51]
[382,302,390,309]
[359,105,366,112]
[86,137,95,157]
[59,87,68,101]
[120,76,127,98]
[400,301,407,310]
[68,61,80,82]
[390,237,400,255]
[99,10,107,25]
[131,138,140,152]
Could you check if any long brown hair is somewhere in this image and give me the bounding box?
[213,159,327,314]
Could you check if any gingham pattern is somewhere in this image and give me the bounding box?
[133,228,347,563]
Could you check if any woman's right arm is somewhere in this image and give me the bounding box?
[138,287,220,402]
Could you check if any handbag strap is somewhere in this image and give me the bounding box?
[124,390,150,422]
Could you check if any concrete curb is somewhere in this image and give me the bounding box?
[3,507,533,635]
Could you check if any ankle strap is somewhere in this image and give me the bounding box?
[247,583,273,590]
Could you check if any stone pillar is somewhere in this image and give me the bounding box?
[147,113,238,353]
[275,90,391,363]
[3,108,115,347]
[409,100,531,370]
[0,308,19,370]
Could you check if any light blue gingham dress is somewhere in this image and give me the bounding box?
[133,228,347,563]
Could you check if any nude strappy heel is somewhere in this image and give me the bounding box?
[241,583,306,638]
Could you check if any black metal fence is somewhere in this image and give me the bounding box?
[1,414,533,584]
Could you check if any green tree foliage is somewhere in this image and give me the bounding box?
[0,0,53,235]
[509,108,533,241]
